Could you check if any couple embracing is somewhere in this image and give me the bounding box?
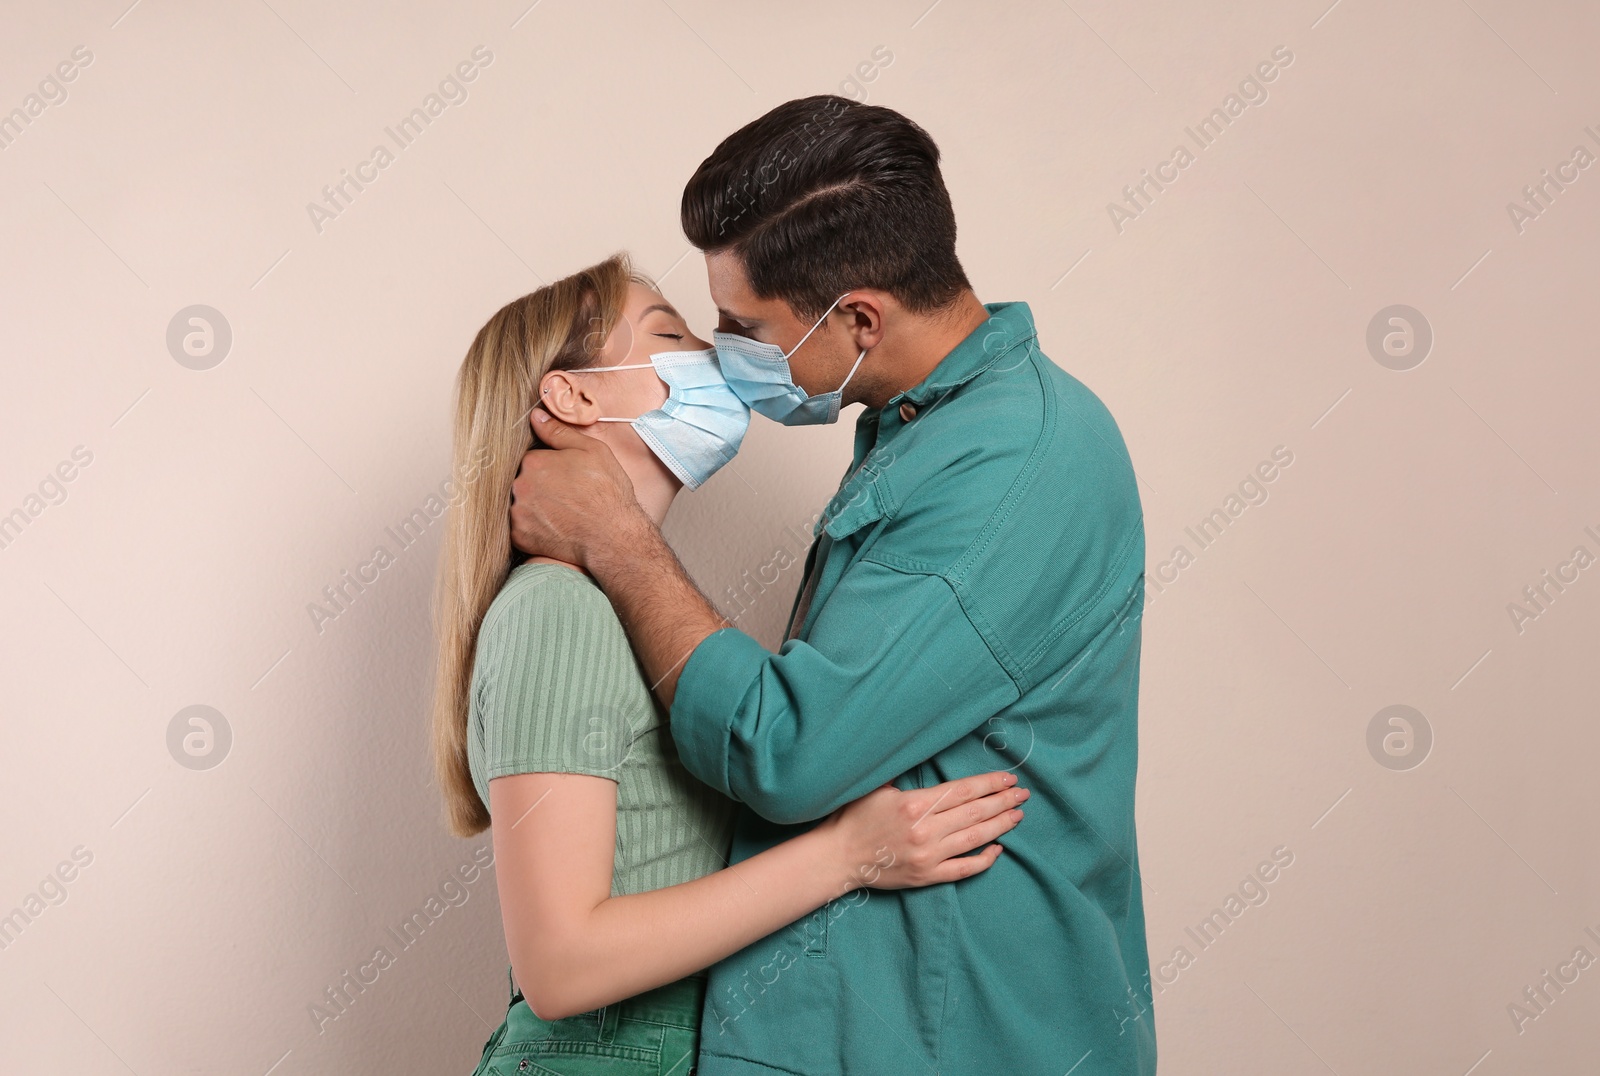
[430,95,1156,1076]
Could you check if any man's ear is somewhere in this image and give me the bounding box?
[538,370,601,426]
[839,291,888,352]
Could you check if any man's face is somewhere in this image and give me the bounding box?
[706,250,857,398]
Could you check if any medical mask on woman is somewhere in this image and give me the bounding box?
[553,346,750,491]
[712,294,867,426]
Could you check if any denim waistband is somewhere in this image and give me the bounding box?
[507,966,706,1030]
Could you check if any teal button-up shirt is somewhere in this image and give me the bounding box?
[671,301,1156,1075]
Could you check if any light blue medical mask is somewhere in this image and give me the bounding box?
[713,294,867,425]
[554,346,750,491]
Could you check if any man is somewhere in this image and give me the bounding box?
[511,96,1156,1075]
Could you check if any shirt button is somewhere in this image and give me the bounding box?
[898,402,918,422]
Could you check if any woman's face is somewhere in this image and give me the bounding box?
[538,282,711,480]
[600,280,710,411]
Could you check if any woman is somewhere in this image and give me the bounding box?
[431,254,1029,1075]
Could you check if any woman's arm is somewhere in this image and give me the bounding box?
[490,768,1026,1020]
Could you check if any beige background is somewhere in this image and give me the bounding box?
[2,0,1597,1073]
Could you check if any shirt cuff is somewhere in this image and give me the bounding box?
[669,627,769,799]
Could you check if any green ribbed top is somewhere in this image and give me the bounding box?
[468,561,735,898]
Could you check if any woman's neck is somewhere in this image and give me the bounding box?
[524,442,677,575]
[628,463,677,528]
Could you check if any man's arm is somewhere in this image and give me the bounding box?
[667,559,1020,823]
[586,511,727,707]
[509,410,728,707]
[509,410,1019,824]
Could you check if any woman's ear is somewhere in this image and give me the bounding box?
[538,370,600,426]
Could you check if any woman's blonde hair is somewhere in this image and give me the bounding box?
[431,252,649,837]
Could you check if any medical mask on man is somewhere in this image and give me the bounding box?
[551,346,750,491]
[712,294,868,426]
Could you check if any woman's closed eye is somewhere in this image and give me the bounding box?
[653,332,684,340]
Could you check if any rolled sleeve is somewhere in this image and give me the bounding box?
[669,560,1020,825]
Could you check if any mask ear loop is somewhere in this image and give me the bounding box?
[540,362,662,422]
[539,361,656,401]
[835,348,868,394]
[782,293,853,360]
[553,361,657,375]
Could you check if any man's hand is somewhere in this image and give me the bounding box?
[510,410,646,567]
[511,408,729,708]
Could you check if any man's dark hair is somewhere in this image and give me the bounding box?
[681,95,971,321]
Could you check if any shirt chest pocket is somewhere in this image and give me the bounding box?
[820,465,889,544]
[791,904,830,958]
[789,479,891,644]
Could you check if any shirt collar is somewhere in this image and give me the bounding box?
[891,301,1038,409]
[816,302,1038,541]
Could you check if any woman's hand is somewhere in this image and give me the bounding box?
[816,771,1028,893]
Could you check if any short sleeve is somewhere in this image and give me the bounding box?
[474,571,640,787]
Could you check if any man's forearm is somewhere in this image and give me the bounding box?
[585,511,731,708]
